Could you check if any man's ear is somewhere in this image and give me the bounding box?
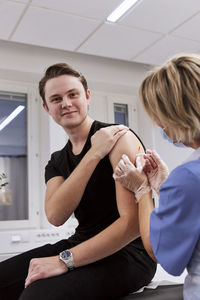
[86,89,91,105]
[43,102,49,112]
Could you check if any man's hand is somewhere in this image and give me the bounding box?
[25,256,67,288]
[91,125,129,159]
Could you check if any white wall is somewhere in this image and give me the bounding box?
[137,102,193,172]
[0,40,149,93]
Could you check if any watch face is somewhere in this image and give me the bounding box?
[60,250,74,270]
[61,250,71,259]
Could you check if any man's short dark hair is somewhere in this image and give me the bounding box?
[39,63,88,104]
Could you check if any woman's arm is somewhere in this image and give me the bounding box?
[113,149,159,261]
[138,193,157,261]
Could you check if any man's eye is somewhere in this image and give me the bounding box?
[52,97,62,102]
[70,93,78,98]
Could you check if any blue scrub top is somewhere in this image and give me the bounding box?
[150,158,200,276]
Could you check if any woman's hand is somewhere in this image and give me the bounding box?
[25,256,67,288]
[91,125,129,159]
[113,154,151,202]
[143,150,169,194]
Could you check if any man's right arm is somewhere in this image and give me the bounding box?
[45,125,128,226]
[45,148,102,226]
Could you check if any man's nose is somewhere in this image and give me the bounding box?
[62,96,72,108]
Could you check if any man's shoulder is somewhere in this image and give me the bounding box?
[92,120,145,154]
[112,130,140,151]
[93,121,143,143]
[50,143,68,163]
[92,120,114,131]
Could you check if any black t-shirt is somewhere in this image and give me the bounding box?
[45,120,145,248]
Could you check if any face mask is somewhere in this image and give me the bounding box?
[160,128,186,148]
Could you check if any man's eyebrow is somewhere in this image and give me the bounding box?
[67,88,78,93]
[49,94,60,100]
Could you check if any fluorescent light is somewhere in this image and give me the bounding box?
[107,0,140,23]
[0,105,25,131]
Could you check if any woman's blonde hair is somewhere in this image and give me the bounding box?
[139,53,200,143]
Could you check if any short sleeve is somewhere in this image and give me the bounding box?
[150,164,200,276]
[45,153,63,183]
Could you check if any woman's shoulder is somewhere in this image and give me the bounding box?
[161,159,200,205]
[170,159,200,184]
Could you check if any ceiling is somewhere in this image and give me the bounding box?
[0,0,200,66]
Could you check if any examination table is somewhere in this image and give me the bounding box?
[118,284,183,300]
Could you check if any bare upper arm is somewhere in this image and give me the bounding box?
[109,130,144,169]
[45,176,64,204]
[109,131,143,217]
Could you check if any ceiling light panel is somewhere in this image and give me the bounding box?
[107,0,140,22]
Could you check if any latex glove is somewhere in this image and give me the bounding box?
[91,125,129,159]
[113,154,151,202]
[142,149,169,195]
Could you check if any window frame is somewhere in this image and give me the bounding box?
[107,94,138,132]
[0,80,40,230]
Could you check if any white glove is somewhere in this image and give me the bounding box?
[142,150,169,195]
[113,154,151,202]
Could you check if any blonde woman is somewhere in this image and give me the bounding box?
[113,54,200,300]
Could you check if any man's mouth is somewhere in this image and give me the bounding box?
[61,111,77,116]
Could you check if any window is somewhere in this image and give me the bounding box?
[114,103,129,126]
[107,94,138,132]
[0,92,28,221]
[0,83,40,230]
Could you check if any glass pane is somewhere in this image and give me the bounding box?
[114,103,129,126]
[0,92,28,221]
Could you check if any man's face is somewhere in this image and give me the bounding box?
[43,75,90,130]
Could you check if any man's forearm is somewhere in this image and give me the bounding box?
[70,213,139,267]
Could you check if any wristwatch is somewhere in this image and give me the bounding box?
[59,249,75,270]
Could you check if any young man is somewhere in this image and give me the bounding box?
[0,63,156,300]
